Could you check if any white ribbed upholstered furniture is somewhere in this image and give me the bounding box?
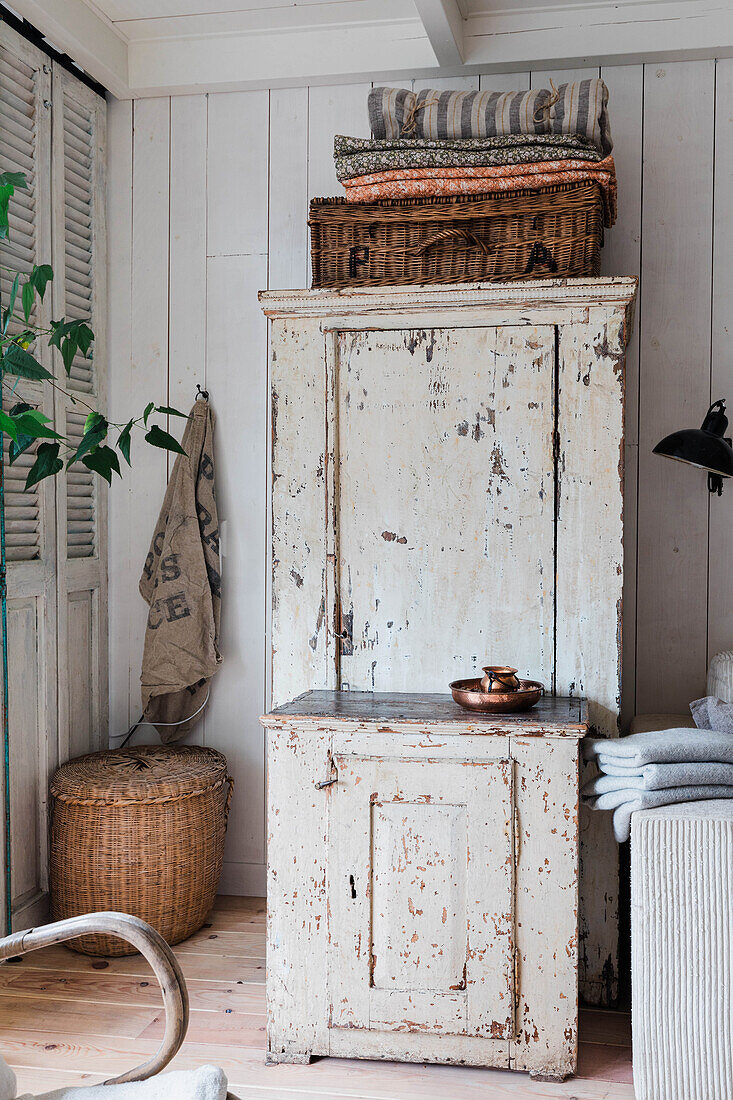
[708,650,733,703]
[631,800,733,1100]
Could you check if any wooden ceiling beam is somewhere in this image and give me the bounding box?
[414,0,465,67]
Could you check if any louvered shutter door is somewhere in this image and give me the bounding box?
[51,64,108,775]
[0,41,45,563]
[0,22,57,933]
[61,75,98,558]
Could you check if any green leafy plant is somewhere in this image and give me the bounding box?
[0,169,186,490]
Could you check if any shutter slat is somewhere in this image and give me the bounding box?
[64,156,92,188]
[62,88,96,414]
[0,84,34,123]
[63,173,91,206]
[61,111,92,148]
[65,397,96,556]
[2,436,41,562]
[65,236,92,263]
[64,97,93,130]
[65,194,92,226]
[0,48,40,340]
[63,127,89,160]
[0,138,34,172]
[0,55,35,94]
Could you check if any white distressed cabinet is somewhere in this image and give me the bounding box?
[260,277,637,1003]
[261,690,586,1077]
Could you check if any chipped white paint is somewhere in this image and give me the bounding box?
[557,314,628,1006]
[329,754,513,1038]
[261,694,584,1077]
[262,277,636,1004]
[336,325,555,693]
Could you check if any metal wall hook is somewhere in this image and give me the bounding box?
[196,384,209,401]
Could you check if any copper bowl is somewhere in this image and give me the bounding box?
[449,677,544,714]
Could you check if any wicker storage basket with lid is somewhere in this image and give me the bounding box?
[50,746,232,956]
[309,180,604,289]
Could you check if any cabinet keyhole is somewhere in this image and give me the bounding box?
[349,874,357,899]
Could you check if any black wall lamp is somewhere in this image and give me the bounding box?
[654,400,733,495]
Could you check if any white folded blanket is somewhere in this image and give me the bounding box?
[582,727,733,768]
[583,760,733,793]
[583,785,733,842]
[581,713,733,841]
[10,1065,227,1100]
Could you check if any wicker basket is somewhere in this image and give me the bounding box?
[50,746,232,956]
[310,181,603,289]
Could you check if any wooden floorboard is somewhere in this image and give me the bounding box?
[0,896,635,1098]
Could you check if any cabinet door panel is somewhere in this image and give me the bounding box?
[328,755,514,1039]
[336,325,556,693]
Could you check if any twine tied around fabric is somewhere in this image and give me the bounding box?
[402,95,440,137]
[533,78,560,125]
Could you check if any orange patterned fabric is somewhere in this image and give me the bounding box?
[342,158,617,226]
[343,155,614,186]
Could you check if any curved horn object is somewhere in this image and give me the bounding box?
[0,911,189,1084]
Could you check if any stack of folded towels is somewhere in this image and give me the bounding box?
[583,696,733,842]
[334,81,617,227]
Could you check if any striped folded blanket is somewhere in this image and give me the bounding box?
[341,158,617,227]
[368,81,613,155]
[334,133,602,182]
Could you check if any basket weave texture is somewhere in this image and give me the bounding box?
[50,745,232,956]
[310,181,603,289]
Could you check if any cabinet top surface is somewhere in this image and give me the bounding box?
[263,690,586,734]
[259,276,638,317]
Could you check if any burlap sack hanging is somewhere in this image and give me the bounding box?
[139,397,222,742]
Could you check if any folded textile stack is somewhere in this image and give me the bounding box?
[334,81,617,228]
[582,696,733,842]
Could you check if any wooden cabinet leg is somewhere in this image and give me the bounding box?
[266,1050,313,1065]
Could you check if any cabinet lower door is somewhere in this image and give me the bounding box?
[328,755,514,1038]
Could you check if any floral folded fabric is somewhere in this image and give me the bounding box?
[334,132,602,181]
[343,155,614,187]
[341,160,617,227]
[368,81,613,154]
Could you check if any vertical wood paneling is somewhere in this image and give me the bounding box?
[479,72,530,91]
[169,95,208,418]
[637,61,715,714]
[127,97,171,738]
[600,65,644,726]
[268,88,309,290]
[207,91,269,258]
[206,90,269,894]
[412,76,478,91]
[530,66,600,89]
[709,59,733,660]
[207,254,268,892]
[165,94,209,748]
[107,97,133,738]
[307,83,370,201]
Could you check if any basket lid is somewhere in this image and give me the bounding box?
[51,746,228,804]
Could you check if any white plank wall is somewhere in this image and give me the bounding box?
[107,60,733,899]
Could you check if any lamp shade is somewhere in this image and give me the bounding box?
[653,400,733,494]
